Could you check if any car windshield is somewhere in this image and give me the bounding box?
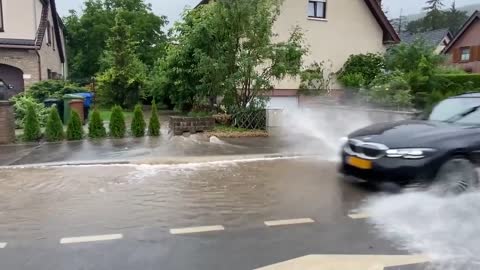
[429,97,480,124]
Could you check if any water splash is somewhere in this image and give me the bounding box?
[278,108,373,160]
[361,190,480,269]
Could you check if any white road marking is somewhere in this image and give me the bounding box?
[60,234,123,244]
[0,242,7,248]
[348,212,370,219]
[254,254,430,270]
[264,218,315,227]
[170,225,225,235]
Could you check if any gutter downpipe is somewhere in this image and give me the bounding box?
[33,0,42,81]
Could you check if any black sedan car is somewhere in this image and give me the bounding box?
[340,93,480,192]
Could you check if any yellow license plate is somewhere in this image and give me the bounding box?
[347,156,372,170]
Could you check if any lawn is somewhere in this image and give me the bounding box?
[98,110,134,122]
[207,125,268,138]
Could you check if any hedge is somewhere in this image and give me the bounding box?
[130,104,146,137]
[66,111,84,141]
[88,109,107,139]
[148,101,161,136]
[109,105,126,138]
[23,104,42,142]
[435,74,480,90]
[45,107,64,142]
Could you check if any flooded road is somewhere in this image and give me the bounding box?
[0,157,430,270]
[0,158,368,239]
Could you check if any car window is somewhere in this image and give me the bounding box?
[429,98,480,123]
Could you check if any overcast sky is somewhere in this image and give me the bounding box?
[56,0,480,24]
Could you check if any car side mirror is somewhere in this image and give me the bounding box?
[8,84,14,89]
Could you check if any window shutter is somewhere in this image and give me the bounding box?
[452,48,460,63]
[475,46,480,61]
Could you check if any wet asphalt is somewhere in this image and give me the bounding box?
[0,157,427,270]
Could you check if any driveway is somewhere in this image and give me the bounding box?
[0,157,429,270]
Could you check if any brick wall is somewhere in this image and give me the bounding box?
[0,48,40,89]
[169,116,215,136]
[0,101,15,144]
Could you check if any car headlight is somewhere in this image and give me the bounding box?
[385,148,436,159]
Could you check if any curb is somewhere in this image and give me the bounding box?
[0,153,319,169]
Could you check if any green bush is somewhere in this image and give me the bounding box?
[45,107,64,142]
[148,101,161,136]
[435,74,480,89]
[338,53,385,87]
[88,109,107,139]
[23,104,42,142]
[26,80,88,102]
[10,95,48,128]
[360,71,413,109]
[131,104,146,137]
[339,73,366,89]
[66,111,84,141]
[109,105,126,138]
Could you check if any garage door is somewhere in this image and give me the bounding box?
[267,97,299,110]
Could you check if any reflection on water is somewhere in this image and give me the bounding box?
[0,159,367,239]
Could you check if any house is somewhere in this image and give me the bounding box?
[399,28,453,54]
[443,10,480,73]
[0,0,66,99]
[198,0,399,110]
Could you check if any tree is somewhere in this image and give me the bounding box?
[446,1,468,34]
[406,0,467,34]
[23,104,42,142]
[88,109,107,138]
[424,0,444,11]
[64,0,167,82]
[151,0,306,112]
[96,11,147,108]
[130,104,146,137]
[109,105,126,138]
[66,111,84,141]
[337,53,385,87]
[300,61,335,95]
[148,101,160,136]
[45,107,64,142]
[385,40,445,107]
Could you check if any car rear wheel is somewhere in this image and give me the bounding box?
[432,158,479,195]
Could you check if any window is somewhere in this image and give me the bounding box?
[308,0,326,19]
[47,22,52,46]
[460,47,471,62]
[0,0,4,32]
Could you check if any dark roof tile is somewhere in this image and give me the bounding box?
[399,28,452,47]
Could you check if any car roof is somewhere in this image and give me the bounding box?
[451,92,480,98]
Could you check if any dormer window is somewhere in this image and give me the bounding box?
[308,0,326,19]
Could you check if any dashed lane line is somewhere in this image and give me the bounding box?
[60,234,123,244]
[348,212,370,219]
[264,218,315,227]
[0,242,7,248]
[170,225,225,235]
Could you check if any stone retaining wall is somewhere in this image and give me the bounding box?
[0,101,15,144]
[169,116,215,136]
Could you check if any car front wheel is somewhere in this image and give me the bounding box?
[432,158,479,195]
